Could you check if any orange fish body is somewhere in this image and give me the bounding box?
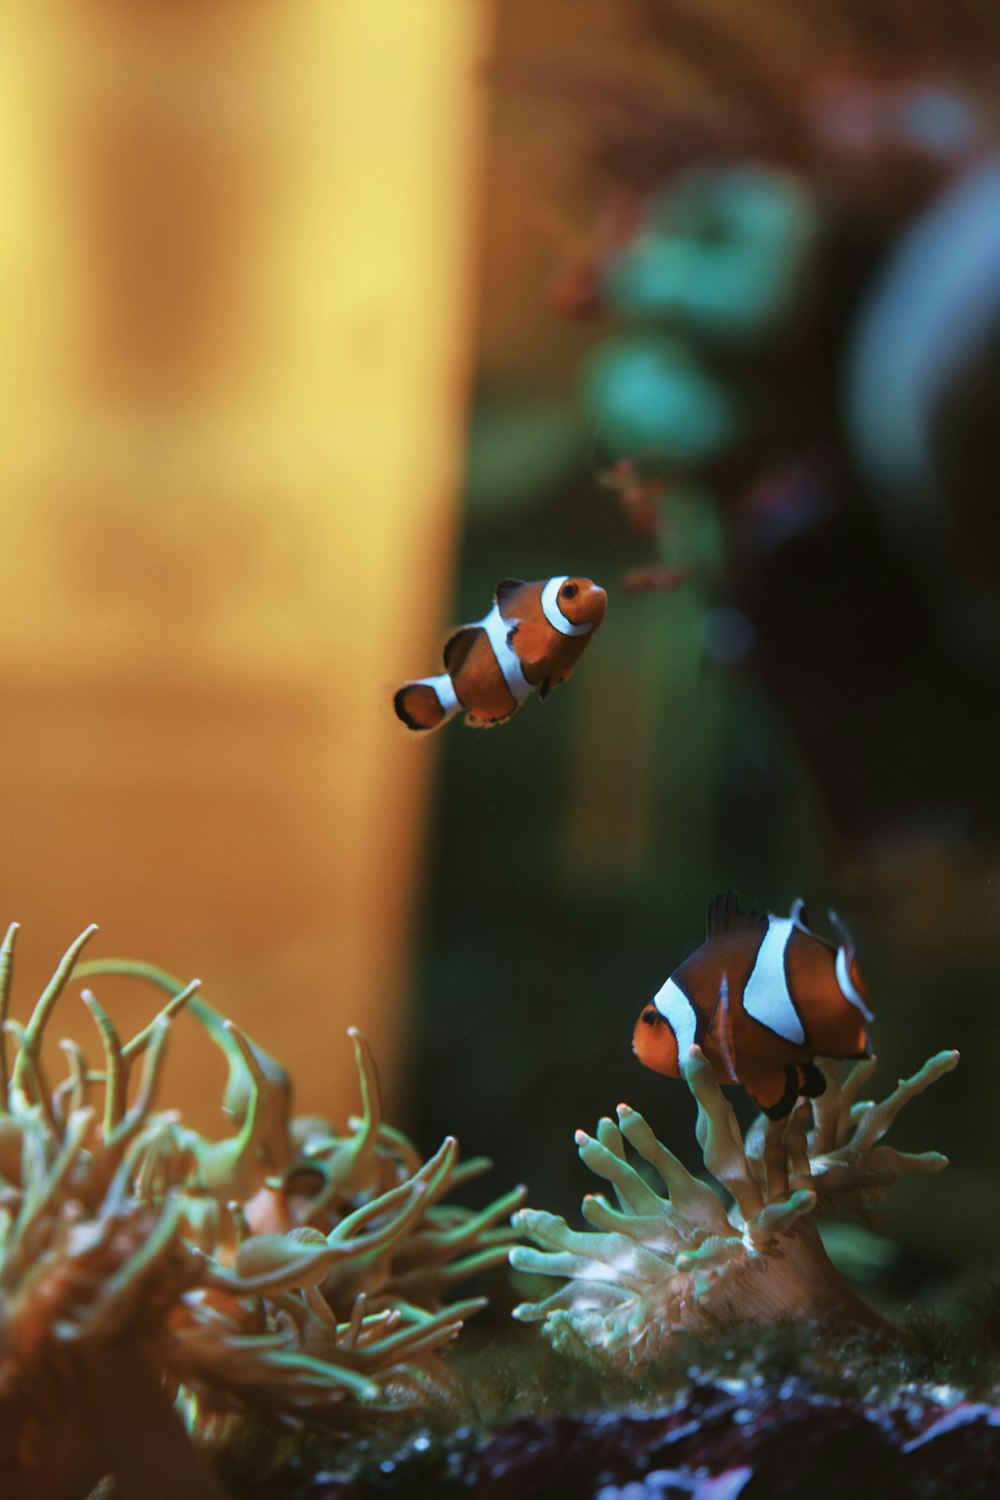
[632,892,873,1118]
[394,576,607,732]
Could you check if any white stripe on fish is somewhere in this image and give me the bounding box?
[742,916,806,1044]
[652,976,698,1068]
[836,947,874,1020]
[477,603,534,703]
[542,576,593,637]
[423,672,461,721]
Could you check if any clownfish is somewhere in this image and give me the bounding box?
[394,575,607,732]
[632,891,874,1119]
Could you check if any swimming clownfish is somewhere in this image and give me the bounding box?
[394,575,607,731]
[632,891,874,1119]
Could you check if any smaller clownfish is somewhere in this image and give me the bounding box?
[632,891,874,1119]
[394,575,607,732]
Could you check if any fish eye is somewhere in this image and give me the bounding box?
[561,582,578,600]
[641,1007,659,1027]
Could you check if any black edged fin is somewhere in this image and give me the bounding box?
[394,684,444,732]
[705,890,768,941]
[799,1062,827,1099]
[759,1067,802,1121]
[442,624,481,677]
[495,578,527,607]
[466,703,519,730]
[393,686,427,731]
[538,676,558,701]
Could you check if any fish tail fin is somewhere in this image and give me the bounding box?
[393,674,460,732]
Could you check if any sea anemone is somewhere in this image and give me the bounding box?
[511,1045,958,1361]
[0,927,520,1500]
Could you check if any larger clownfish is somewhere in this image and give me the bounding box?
[394,575,607,731]
[632,891,874,1119]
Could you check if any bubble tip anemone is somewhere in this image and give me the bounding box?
[512,1049,958,1361]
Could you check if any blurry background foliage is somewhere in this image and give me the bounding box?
[407,0,1000,1317]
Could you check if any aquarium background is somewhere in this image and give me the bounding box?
[0,0,998,1328]
[406,0,1000,1314]
[0,1,490,1132]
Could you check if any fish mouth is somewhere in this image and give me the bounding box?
[587,584,609,622]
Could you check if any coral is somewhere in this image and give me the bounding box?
[0,928,520,1500]
[511,1045,958,1362]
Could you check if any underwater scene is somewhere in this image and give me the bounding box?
[2,2,1000,1497]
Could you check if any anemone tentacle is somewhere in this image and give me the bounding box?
[1,931,522,1497]
[512,1045,958,1360]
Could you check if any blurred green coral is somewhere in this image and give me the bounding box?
[511,1045,958,1362]
[602,167,818,342]
[0,926,521,1499]
[581,333,740,464]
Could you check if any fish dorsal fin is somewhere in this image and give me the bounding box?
[442,624,481,677]
[705,890,767,940]
[495,578,527,608]
[789,897,813,934]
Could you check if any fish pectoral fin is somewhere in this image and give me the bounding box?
[506,617,552,666]
[442,624,481,676]
[747,1067,801,1120]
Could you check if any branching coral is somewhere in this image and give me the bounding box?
[511,1045,958,1362]
[0,928,521,1500]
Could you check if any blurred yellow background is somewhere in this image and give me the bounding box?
[0,1,494,1125]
